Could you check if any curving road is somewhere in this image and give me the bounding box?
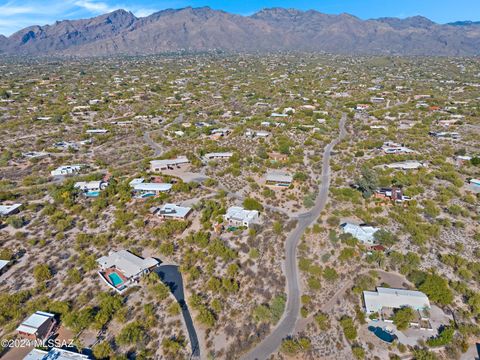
[243,113,347,360]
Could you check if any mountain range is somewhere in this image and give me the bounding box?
[1,7,480,57]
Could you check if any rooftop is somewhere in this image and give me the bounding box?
[158,203,192,218]
[24,348,91,360]
[16,311,55,335]
[97,250,159,279]
[363,287,431,314]
[132,183,172,192]
[265,170,293,183]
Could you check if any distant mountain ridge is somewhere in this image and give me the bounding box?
[1,7,480,56]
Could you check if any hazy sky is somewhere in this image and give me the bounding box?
[1,0,479,36]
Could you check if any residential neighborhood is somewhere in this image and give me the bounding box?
[0,48,479,360]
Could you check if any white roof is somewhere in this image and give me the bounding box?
[86,129,108,133]
[0,203,22,216]
[158,203,191,218]
[225,206,259,224]
[97,250,159,279]
[24,348,91,360]
[204,152,233,159]
[0,259,10,272]
[266,171,293,183]
[129,178,145,186]
[133,183,172,192]
[150,156,189,168]
[341,223,379,244]
[74,181,103,190]
[17,311,55,334]
[385,161,423,170]
[363,287,431,313]
[256,131,271,137]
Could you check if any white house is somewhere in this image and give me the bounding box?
[50,165,84,177]
[129,178,145,187]
[24,348,91,360]
[97,250,160,293]
[0,203,22,216]
[384,161,424,170]
[245,130,270,138]
[150,156,190,172]
[156,203,192,220]
[0,259,10,274]
[132,183,172,196]
[203,152,233,161]
[74,181,108,193]
[265,171,293,187]
[23,151,49,159]
[211,128,231,136]
[363,287,431,315]
[86,129,108,134]
[469,179,480,187]
[381,142,415,154]
[341,223,380,245]
[270,113,288,118]
[224,206,259,228]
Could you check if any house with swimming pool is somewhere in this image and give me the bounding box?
[265,170,293,188]
[129,178,173,198]
[74,180,108,197]
[363,287,432,329]
[97,250,160,293]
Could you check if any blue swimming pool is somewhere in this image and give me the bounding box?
[108,272,124,287]
[368,326,397,343]
[85,191,100,197]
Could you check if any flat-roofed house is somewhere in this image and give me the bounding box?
[469,178,480,187]
[74,181,108,194]
[150,156,190,172]
[224,206,259,228]
[340,223,380,245]
[265,171,293,187]
[374,187,411,203]
[132,183,172,197]
[203,152,233,161]
[363,287,431,321]
[25,347,91,360]
[16,311,57,340]
[97,250,160,293]
[86,129,108,134]
[50,165,84,177]
[211,128,231,136]
[0,259,10,275]
[384,161,424,170]
[0,203,22,216]
[156,204,192,220]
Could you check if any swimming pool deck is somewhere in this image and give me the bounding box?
[99,268,129,292]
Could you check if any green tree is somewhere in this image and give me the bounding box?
[92,341,113,359]
[356,167,378,198]
[242,197,263,211]
[340,316,357,341]
[419,274,453,306]
[426,325,455,346]
[392,307,415,330]
[116,321,147,346]
[373,229,398,248]
[280,337,311,355]
[33,264,52,282]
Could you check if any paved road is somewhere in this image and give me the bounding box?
[144,131,163,156]
[243,114,348,360]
